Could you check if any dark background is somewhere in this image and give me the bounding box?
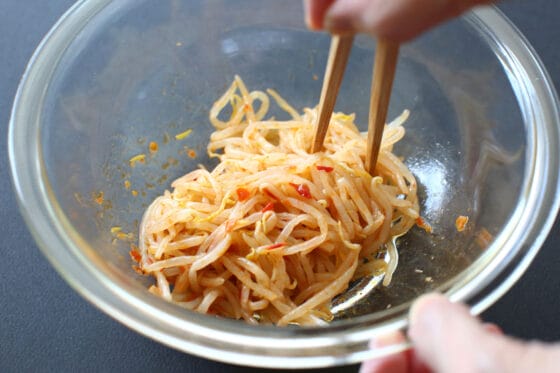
[1,1,559,372]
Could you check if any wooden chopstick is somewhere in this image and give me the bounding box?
[365,39,400,175]
[311,34,354,153]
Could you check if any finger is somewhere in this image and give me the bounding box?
[304,0,337,30]
[408,293,493,373]
[323,0,494,41]
[407,293,560,373]
[359,332,409,373]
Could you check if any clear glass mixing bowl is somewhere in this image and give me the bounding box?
[8,0,560,368]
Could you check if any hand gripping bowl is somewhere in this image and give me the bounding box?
[8,0,560,368]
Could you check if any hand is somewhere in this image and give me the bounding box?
[304,0,494,41]
[360,293,560,373]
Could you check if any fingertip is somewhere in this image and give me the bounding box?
[408,293,491,373]
[408,293,474,346]
[323,0,368,34]
[303,0,337,30]
[409,293,449,329]
[323,18,354,35]
[303,0,318,29]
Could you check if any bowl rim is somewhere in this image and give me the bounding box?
[8,0,560,368]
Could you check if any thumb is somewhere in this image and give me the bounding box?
[408,293,560,373]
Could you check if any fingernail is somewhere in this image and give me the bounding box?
[484,323,503,335]
[369,331,407,349]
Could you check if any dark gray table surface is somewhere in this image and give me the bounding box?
[2,1,559,372]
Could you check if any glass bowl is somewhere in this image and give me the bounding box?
[8,0,560,368]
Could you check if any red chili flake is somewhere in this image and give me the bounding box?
[455,215,469,232]
[416,217,433,234]
[149,141,158,154]
[94,191,104,205]
[266,243,286,250]
[243,104,251,112]
[129,249,141,262]
[236,188,251,201]
[261,201,275,212]
[316,165,334,172]
[289,183,312,199]
[263,188,277,200]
